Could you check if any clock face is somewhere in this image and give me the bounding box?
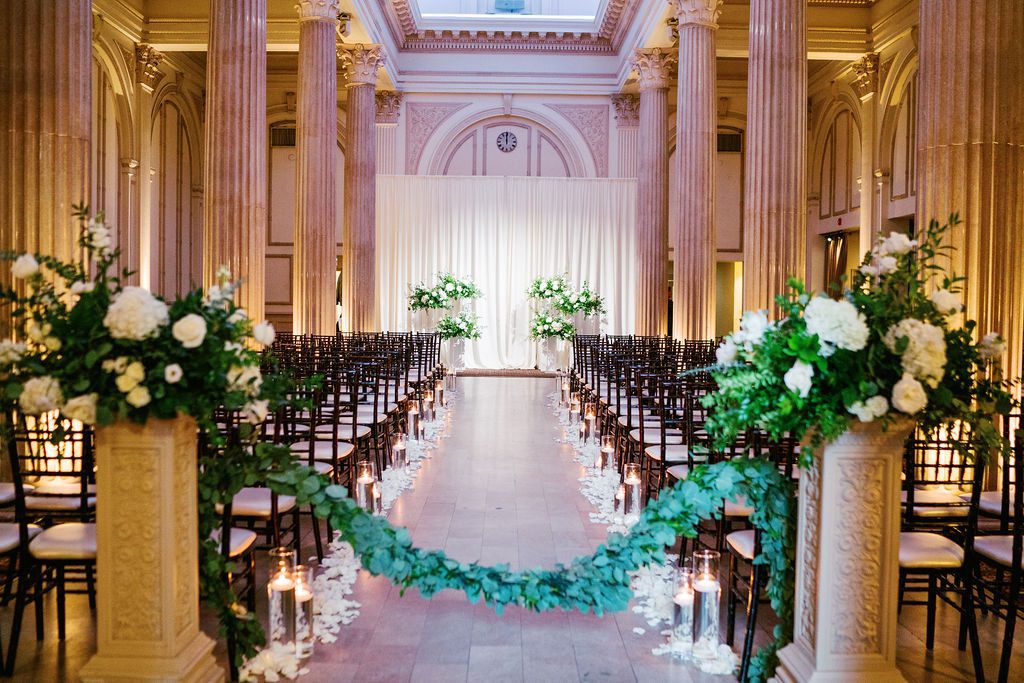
[496,131,518,153]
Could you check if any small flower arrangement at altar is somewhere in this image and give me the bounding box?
[437,312,482,340]
[0,207,279,429]
[436,272,482,301]
[529,310,575,341]
[553,280,606,317]
[527,275,571,300]
[705,215,1016,463]
[407,281,450,311]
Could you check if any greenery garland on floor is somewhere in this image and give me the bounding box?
[205,440,796,682]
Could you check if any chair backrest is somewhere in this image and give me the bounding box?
[903,422,977,529]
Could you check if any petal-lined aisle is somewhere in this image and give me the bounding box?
[298,376,696,682]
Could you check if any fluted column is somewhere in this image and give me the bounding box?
[293,1,340,335]
[671,0,723,340]
[742,0,807,315]
[611,94,640,178]
[203,0,267,321]
[340,44,384,332]
[0,0,90,299]
[376,91,403,175]
[917,0,1024,378]
[632,49,675,337]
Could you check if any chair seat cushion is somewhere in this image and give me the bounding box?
[962,490,1012,517]
[899,532,964,569]
[31,480,97,496]
[666,465,691,481]
[291,440,356,462]
[25,495,96,511]
[974,535,1015,568]
[617,414,657,428]
[210,527,258,558]
[314,423,371,440]
[30,522,97,561]
[643,443,697,463]
[0,482,31,506]
[631,428,683,446]
[726,529,756,560]
[0,523,41,554]
[218,488,296,518]
[900,489,969,517]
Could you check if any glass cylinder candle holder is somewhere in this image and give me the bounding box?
[267,547,297,647]
[584,414,597,445]
[671,566,695,658]
[569,398,581,424]
[407,405,420,441]
[623,463,643,522]
[355,461,376,511]
[578,420,587,444]
[614,484,626,516]
[446,371,456,390]
[423,389,435,422]
[372,481,383,515]
[293,565,315,658]
[392,434,408,471]
[434,378,445,407]
[692,550,722,661]
[598,436,615,471]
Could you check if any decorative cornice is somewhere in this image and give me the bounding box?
[669,0,724,29]
[611,94,640,128]
[133,43,165,93]
[632,47,676,91]
[851,52,881,99]
[375,91,403,124]
[339,44,385,87]
[295,0,340,21]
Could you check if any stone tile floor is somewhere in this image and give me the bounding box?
[3,376,1023,681]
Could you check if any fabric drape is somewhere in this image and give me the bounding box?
[376,175,637,369]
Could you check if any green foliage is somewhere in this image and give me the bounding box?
[408,273,481,311]
[436,312,482,340]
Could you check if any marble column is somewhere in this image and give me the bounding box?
[293,1,340,335]
[376,91,403,175]
[632,49,675,337]
[917,0,1024,379]
[340,44,384,332]
[133,44,163,291]
[0,0,90,293]
[203,0,267,322]
[671,0,723,340]
[742,0,807,315]
[611,94,640,179]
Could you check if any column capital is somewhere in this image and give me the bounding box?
[295,0,340,21]
[375,90,403,124]
[611,94,640,128]
[632,48,676,91]
[133,43,165,93]
[669,0,723,29]
[119,157,140,176]
[851,52,880,100]
[339,43,385,87]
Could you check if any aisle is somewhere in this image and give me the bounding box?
[304,377,699,682]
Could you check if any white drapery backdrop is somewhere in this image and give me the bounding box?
[376,175,637,369]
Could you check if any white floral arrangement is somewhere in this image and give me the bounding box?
[0,207,278,429]
[554,281,606,317]
[436,312,482,340]
[408,273,482,312]
[527,275,571,301]
[436,272,482,301]
[705,216,1016,464]
[529,310,575,341]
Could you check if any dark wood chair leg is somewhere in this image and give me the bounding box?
[997,569,1021,683]
[6,561,33,675]
[726,553,737,647]
[926,573,937,650]
[33,567,44,641]
[740,565,764,683]
[56,565,66,641]
[86,564,96,610]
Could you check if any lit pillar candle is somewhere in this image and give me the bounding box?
[691,550,722,660]
[671,566,695,658]
[423,389,435,422]
[392,434,407,471]
[407,405,420,440]
[355,461,375,511]
[623,463,643,522]
[598,436,615,472]
[560,381,570,406]
[584,412,596,445]
[435,378,445,407]
[372,481,383,514]
[267,547,297,647]
[293,565,315,658]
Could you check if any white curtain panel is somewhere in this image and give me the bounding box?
[376,175,637,369]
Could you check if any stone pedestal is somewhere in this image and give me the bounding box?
[775,421,913,683]
[80,416,222,683]
[671,0,722,341]
[203,0,267,322]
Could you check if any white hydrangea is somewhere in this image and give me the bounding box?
[733,310,770,348]
[848,395,889,422]
[228,365,263,396]
[884,318,947,388]
[70,280,95,296]
[877,232,918,256]
[892,373,928,414]
[87,219,112,255]
[0,340,26,366]
[103,287,169,340]
[804,296,869,352]
[979,332,1006,361]
[245,399,270,425]
[63,393,98,424]
[26,321,50,343]
[171,314,207,348]
[715,338,738,364]
[929,289,962,315]
[11,254,39,279]
[783,360,815,398]
[18,376,63,415]
[253,321,276,346]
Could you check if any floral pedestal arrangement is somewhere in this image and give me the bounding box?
[537,338,558,372]
[774,420,912,683]
[574,312,600,336]
[80,415,222,683]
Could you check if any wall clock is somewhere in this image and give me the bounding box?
[496,131,518,153]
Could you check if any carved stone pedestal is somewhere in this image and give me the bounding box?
[80,416,222,683]
[775,420,912,683]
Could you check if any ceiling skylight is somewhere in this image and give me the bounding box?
[416,0,601,20]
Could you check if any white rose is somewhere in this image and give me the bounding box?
[11,254,39,279]
[63,393,98,424]
[124,361,145,382]
[164,363,183,384]
[244,399,270,425]
[115,373,139,393]
[205,284,224,304]
[716,338,738,364]
[892,373,928,414]
[783,360,815,398]
[70,280,95,296]
[253,321,276,346]
[804,296,870,352]
[103,286,169,340]
[112,356,129,374]
[172,314,207,349]
[87,220,112,253]
[570,294,579,303]
[44,337,61,352]
[884,319,947,388]
[929,289,962,315]
[734,310,770,347]
[0,340,26,366]
[18,376,63,414]
[228,308,248,324]
[979,332,1006,361]
[552,321,562,331]
[228,365,263,395]
[445,283,455,292]
[848,401,874,422]
[878,232,918,256]
[848,395,889,423]
[421,294,429,304]
[126,385,151,408]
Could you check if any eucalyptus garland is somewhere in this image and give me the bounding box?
[205,444,795,682]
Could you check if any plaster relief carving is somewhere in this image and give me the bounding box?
[632,47,676,91]
[339,44,385,87]
[611,94,640,128]
[295,0,340,21]
[376,90,403,124]
[405,102,470,174]
[798,451,821,650]
[547,104,610,177]
[669,0,724,28]
[852,52,881,99]
[133,43,165,93]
